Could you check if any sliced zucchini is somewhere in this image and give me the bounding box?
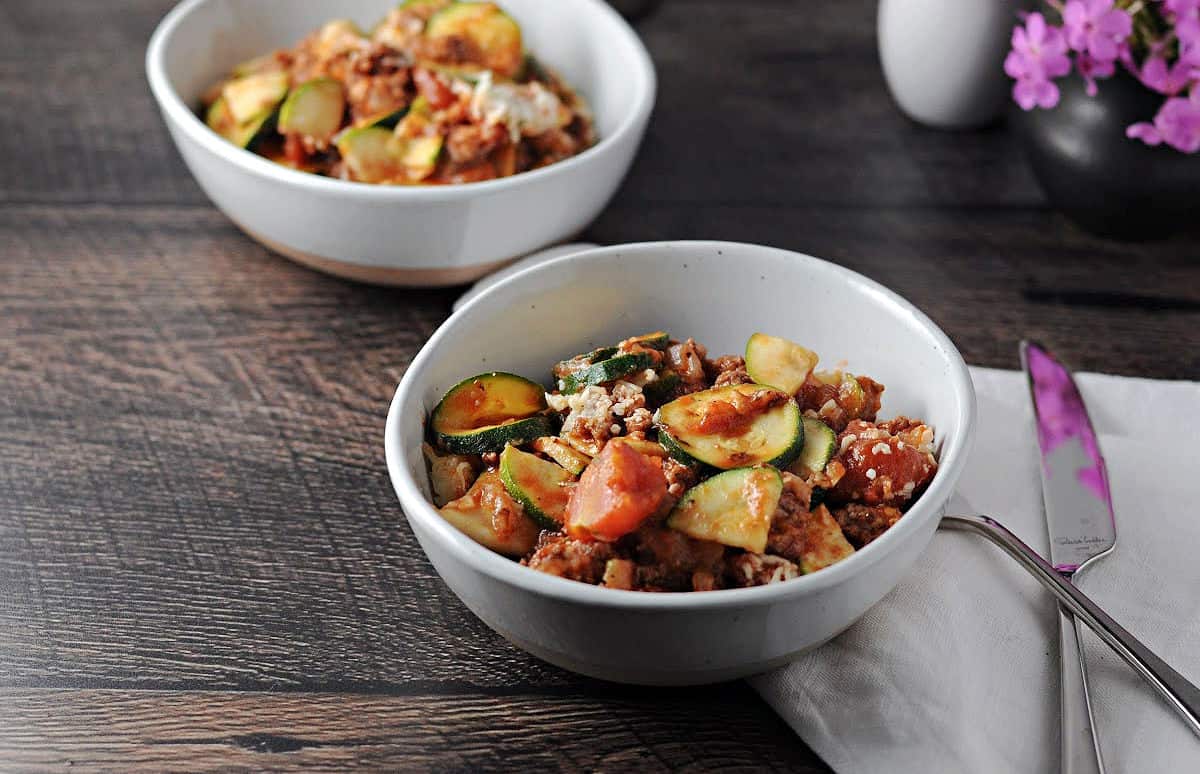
[279,77,346,144]
[794,417,837,474]
[667,466,783,553]
[553,345,618,382]
[206,97,276,149]
[391,133,444,180]
[438,470,539,556]
[531,436,591,476]
[222,70,289,125]
[431,372,553,453]
[745,332,818,395]
[655,384,804,470]
[800,504,855,573]
[353,106,409,130]
[336,126,404,183]
[401,0,453,14]
[621,331,670,350]
[608,436,668,458]
[232,53,283,78]
[425,1,524,78]
[498,444,575,529]
[559,353,656,394]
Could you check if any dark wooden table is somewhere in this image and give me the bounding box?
[3,0,1198,770]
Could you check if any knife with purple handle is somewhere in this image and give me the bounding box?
[1021,340,1113,774]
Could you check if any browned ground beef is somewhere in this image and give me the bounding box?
[708,355,753,387]
[626,527,725,592]
[661,456,699,499]
[344,43,412,127]
[766,473,814,563]
[831,503,904,547]
[524,532,613,584]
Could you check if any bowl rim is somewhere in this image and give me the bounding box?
[385,240,978,610]
[144,0,657,203]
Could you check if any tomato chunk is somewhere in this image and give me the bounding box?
[565,441,667,541]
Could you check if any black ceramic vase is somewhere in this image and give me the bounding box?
[1014,70,1200,239]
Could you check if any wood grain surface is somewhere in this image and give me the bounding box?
[2,0,1198,770]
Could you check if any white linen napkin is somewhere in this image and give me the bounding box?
[750,367,1200,773]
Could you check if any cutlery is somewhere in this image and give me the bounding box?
[941,512,1200,739]
[1020,340,1110,773]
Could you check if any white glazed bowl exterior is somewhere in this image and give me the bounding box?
[146,0,655,281]
[385,241,976,685]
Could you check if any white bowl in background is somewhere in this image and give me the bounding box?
[146,0,655,286]
[385,241,976,685]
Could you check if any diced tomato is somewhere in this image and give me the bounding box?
[565,441,667,542]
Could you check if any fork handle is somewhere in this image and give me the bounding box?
[941,513,1200,739]
[1059,608,1105,773]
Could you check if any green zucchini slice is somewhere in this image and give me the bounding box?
[608,436,668,458]
[800,504,855,573]
[425,1,524,78]
[559,353,655,394]
[531,436,591,476]
[431,372,552,453]
[553,346,618,380]
[392,133,444,180]
[279,77,346,144]
[222,70,289,125]
[498,444,575,529]
[622,331,670,350]
[353,106,409,130]
[795,417,837,474]
[438,470,540,555]
[667,466,783,553]
[745,332,818,395]
[205,97,276,149]
[655,384,804,470]
[336,126,403,183]
[337,126,441,184]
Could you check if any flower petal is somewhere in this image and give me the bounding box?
[1126,122,1162,145]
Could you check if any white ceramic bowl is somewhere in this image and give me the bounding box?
[385,241,976,685]
[146,0,655,286]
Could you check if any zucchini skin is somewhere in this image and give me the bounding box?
[437,415,554,454]
[667,466,783,552]
[431,372,553,453]
[796,417,837,473]
[655,384,805,470]
[498,445,574,529]
[559,352,655,394]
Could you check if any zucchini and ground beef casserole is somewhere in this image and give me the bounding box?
[423,332,940,591]
[200,0,594,184]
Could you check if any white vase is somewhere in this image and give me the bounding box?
[878,0,1023,129]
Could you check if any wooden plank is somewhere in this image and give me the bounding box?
[0,687,822,772]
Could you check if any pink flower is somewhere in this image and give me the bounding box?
[1126,87,1200,152]
[1164,0,1200,48]
[1063,0,1133,62]
[1005,13,1072,109]
[1139,55,1194,94]
[1076,53,1116,95]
